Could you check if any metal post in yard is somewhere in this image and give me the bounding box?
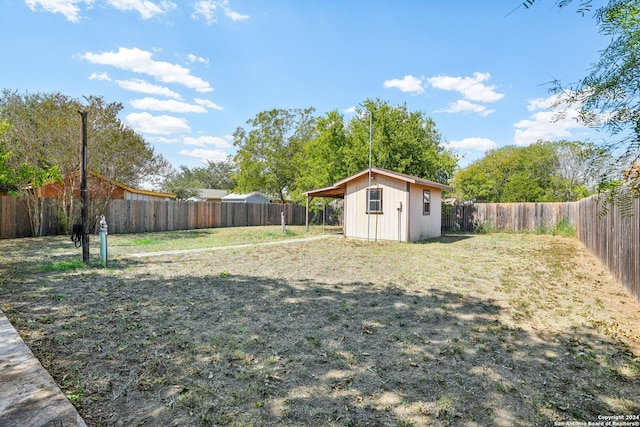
[98,214,108,267]
[281,211,286,233]
[78,111,90,264]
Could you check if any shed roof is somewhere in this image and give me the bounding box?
[197,189,228,199]
[222,192,270,201]
[303,167,452,199]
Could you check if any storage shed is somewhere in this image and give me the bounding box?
[304,168,452,242]
[222,192,270,204]
[190,189,228,202]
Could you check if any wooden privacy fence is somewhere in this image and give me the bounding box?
[575,192,640,304]
[442,202,578,232]
[0,196,59,239]
[442,194,640,303]
[106,200,307,234]
[0,197,307,237]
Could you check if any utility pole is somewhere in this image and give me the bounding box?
[79,111,90,264]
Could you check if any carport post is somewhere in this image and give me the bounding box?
[305,195,309,231]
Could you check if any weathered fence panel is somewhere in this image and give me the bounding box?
[0,197,309,238]
[575,192,640,303]
[101,200,307,233]
[0,196,58,238]
[442,202,578,232]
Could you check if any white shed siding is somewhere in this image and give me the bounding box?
[408,183,442,241]
[344,175,366,239]
[125,191,168,202]
[344,174,409,241]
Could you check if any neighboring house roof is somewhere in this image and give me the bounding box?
[43,170,176,199]
[222,192,270,202]
[304,167,453,199]
[196,189,228,200]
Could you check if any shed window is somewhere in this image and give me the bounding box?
[367,188,383,214]
[423,190,431,215]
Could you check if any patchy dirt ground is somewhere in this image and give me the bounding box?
[1,229,639,426]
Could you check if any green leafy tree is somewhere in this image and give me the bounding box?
[163,165,202,200]
[233,107,316,202]
[349,99,457,183]
[0,119,13,193]
[233,100,456,205]
[164,158,237,200]
[296,99,457,200]
[193,159,237,190]
[296,110,350,196]
[452,141,601,202]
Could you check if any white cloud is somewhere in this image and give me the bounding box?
[25,0,87,22]
[115,78,182,99]
[194,98,223,110]
[513,94,586,146]
[179,148,229,162]
[130,97,207,113]
[25,0,176,21]
[383,75,425,95]
[192,0,248,25]
[187,53,210,65]
[183,135,231,148]
[83,47,213,93]
[126,112,190,134]
[445,137,497,151]
[225,9,249,21]
[89,72,111,81]
[344,106,356,114]
[148,136,180,144]
[428,72,504,103]
[437,100,494,117]
[105,0,176,19]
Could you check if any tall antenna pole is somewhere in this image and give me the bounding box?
[361,110,372,242]
[79,111,90,264]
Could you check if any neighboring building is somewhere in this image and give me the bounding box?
[41,171,176,201]
[304,167,452,242]
[189,189,228,202]
[222,192,270,204]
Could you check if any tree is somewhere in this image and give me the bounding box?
[296,110,350,196]
[163,158,237,200]
[348,99,457,183]
[192,158,237,190]
[0,90,171,234]
[451,141,601,202]
[296,99,457,201]
[233,107,316,203]
[0,119,13,193]
[233,100,456,205]
[161,165,201,200]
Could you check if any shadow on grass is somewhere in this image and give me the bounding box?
[418,233,476,245]
[2,262,638,426]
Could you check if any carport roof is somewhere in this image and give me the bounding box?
[303,183,347,199]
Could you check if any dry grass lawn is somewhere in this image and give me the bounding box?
[1,226,639,426]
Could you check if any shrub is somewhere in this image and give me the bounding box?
[473,221,499,234]
[551,217,576,237]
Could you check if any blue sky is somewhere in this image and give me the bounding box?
[0,0,610,173]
